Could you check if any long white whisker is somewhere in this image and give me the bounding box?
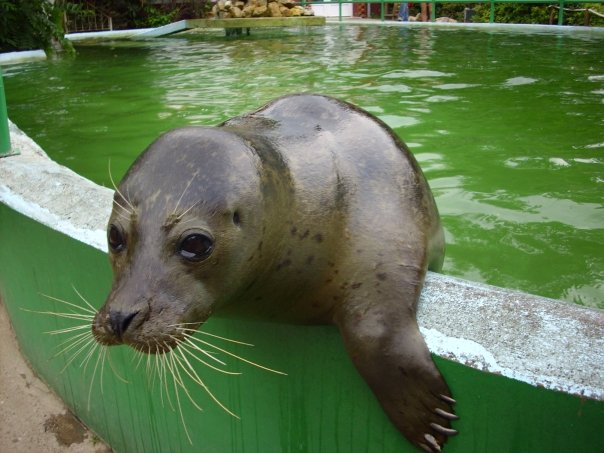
[23,309,93,321]
[80,341,99,373]
[47,324,91,336]
[60,337,96,373]
[107,350,129,384]
[53,332,92,359]
[70,286,98,313]
[191,337,286,375]
[38,293,97,315]
[108,158,135,213]
[172,177,196,218]
[165,348,194,444]
[176,199,202,221]
[177,327,254,346]
[87,344,103,411]
[179,340,242,375]
[174,348,240,419]
[170,334,226,366]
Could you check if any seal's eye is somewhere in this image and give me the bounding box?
[179,233,214,262]
[108,224,126,253]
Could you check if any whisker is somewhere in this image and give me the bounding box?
[22,309,93,322]
[170,334,227,366]
[53,332,93,359]
[171,177,196,218]
[80,340,99,373]
[179,340,241,375]
[87,343,103,411]
[177,327,254,346]
[99,347,107,395]
[46,324,91,335]
[164,346,194,444]
[176,199,202,221]
[70,285,98,313]
[60,337,96,373]
[158,351,175,412]
[189,337,286,375]
[38,293,97,315]
[108,158,135,213]
[107,350,130,384]
[173,347,240,419]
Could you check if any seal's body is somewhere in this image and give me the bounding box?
[93,94,456,451]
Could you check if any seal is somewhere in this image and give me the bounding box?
[92,94,456,452]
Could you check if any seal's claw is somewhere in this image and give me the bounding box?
[424,433,442,452]
[418,443,436,453]
[430,422,458,437]
[435,407,459,421]
[439,394,456,405]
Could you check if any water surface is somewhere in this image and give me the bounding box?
[4,24,603,307]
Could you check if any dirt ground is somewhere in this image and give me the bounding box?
[0,299,111,453]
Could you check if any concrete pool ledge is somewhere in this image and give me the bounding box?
[1,120,602,403]
[0,50,46,65]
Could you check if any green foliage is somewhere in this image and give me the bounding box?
[134,6,180,29]
[0,0,54,52]
[0,0,75,54]
[471,2,604,25]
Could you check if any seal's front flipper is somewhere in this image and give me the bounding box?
[335,307,458,452]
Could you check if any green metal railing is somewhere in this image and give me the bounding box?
[0,66,12,156]
[319,0,604,26]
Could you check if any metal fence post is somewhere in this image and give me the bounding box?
[558,0,565,24]
[0,66,14,157]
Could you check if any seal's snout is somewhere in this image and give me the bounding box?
[109,310,140,341]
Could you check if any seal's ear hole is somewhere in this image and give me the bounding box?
[233,211,242,227]
[108,224,126,253]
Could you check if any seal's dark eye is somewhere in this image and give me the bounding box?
[108,224,126,253]
[179,234,214,262]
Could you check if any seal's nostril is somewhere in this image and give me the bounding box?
[109,311,139,340]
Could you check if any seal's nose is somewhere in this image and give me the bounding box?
[109,311,139,340]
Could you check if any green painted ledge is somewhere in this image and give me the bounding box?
[1,121,603,452]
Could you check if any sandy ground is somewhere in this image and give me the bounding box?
[0,299,111,453]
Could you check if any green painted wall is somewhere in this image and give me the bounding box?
[1,203,603,452]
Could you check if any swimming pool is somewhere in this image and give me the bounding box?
[4,23,603,307]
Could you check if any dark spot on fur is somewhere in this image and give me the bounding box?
[327,261,335,267]
[306,255,315,265]
[325,278,333,284]
[376,273,388,281]
[312,233,323,243]
[351,282,362,289]
[290,226,298,236]
[247,254,255,262]
[254,296,263,301]
[299,229,309,240]
[287,249,292,256]
[257,241,263,251]
[276,259,292,271]
[315,124,322,131]
[356,249,363,254]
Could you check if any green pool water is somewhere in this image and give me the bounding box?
[3,24,603,308]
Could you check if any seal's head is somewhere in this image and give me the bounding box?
[92,127,264,354]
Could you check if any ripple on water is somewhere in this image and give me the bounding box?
[503,76,539,87]
[434,83,480,90]
[381,69,453,79]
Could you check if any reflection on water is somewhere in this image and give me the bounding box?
[4,25,603,308]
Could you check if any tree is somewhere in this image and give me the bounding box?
[0,0,74,55]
